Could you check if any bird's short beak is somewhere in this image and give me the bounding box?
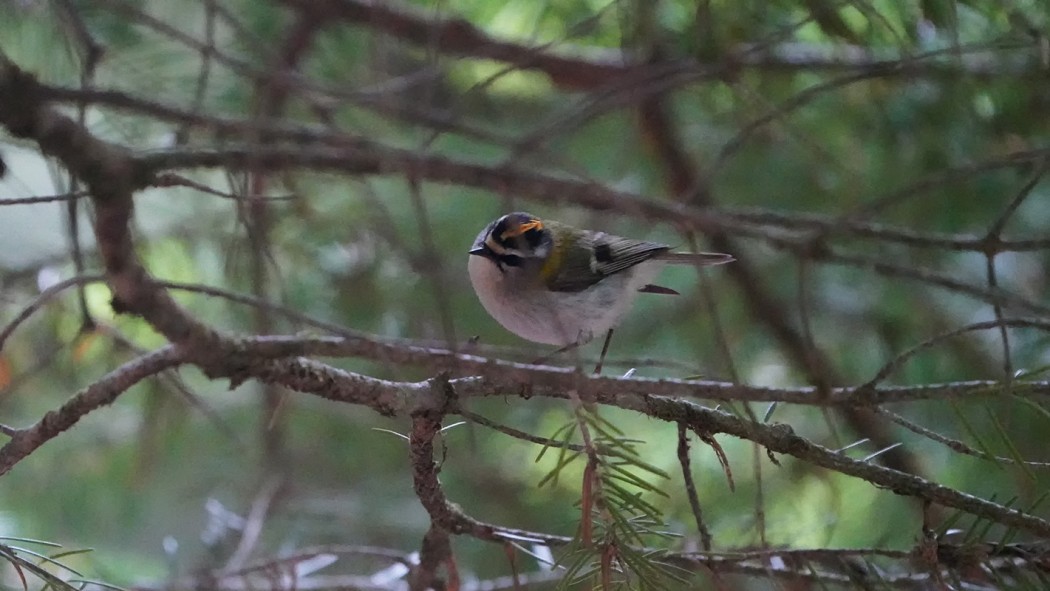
[469,245,494,259]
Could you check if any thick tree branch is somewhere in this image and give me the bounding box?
[2,334,1048,558]
[279,0,1045,87]
[214,334,1050,405]
[216,352,1050,538]
[0,51,227,359]
[129,143,1050,318]
[278,0,649,90]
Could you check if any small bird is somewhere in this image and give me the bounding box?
[468,212,733,350]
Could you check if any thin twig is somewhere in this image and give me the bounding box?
[0,347,182,476]
[677,424,713,551]
[981,159,1048,381]
[874,406,1050,468]
[860,318,1050,390]
[0,274,106,352]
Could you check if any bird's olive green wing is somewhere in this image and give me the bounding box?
[543,232,670,293]
[589,233,671,275]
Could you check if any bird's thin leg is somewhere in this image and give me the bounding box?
[594,329,614,375]
[531,341,581,365]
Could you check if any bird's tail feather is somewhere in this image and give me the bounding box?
[654,252,734,266]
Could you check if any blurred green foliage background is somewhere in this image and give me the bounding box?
[1,0,1049,588]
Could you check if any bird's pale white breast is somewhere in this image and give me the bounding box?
[468,254,662,346]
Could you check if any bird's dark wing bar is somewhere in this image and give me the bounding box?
[589,234,672,276]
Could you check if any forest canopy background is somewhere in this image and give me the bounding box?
[1,1,1050,590]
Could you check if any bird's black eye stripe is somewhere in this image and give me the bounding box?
[496,254,524,270]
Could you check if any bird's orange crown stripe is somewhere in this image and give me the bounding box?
[500,219,543,240]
